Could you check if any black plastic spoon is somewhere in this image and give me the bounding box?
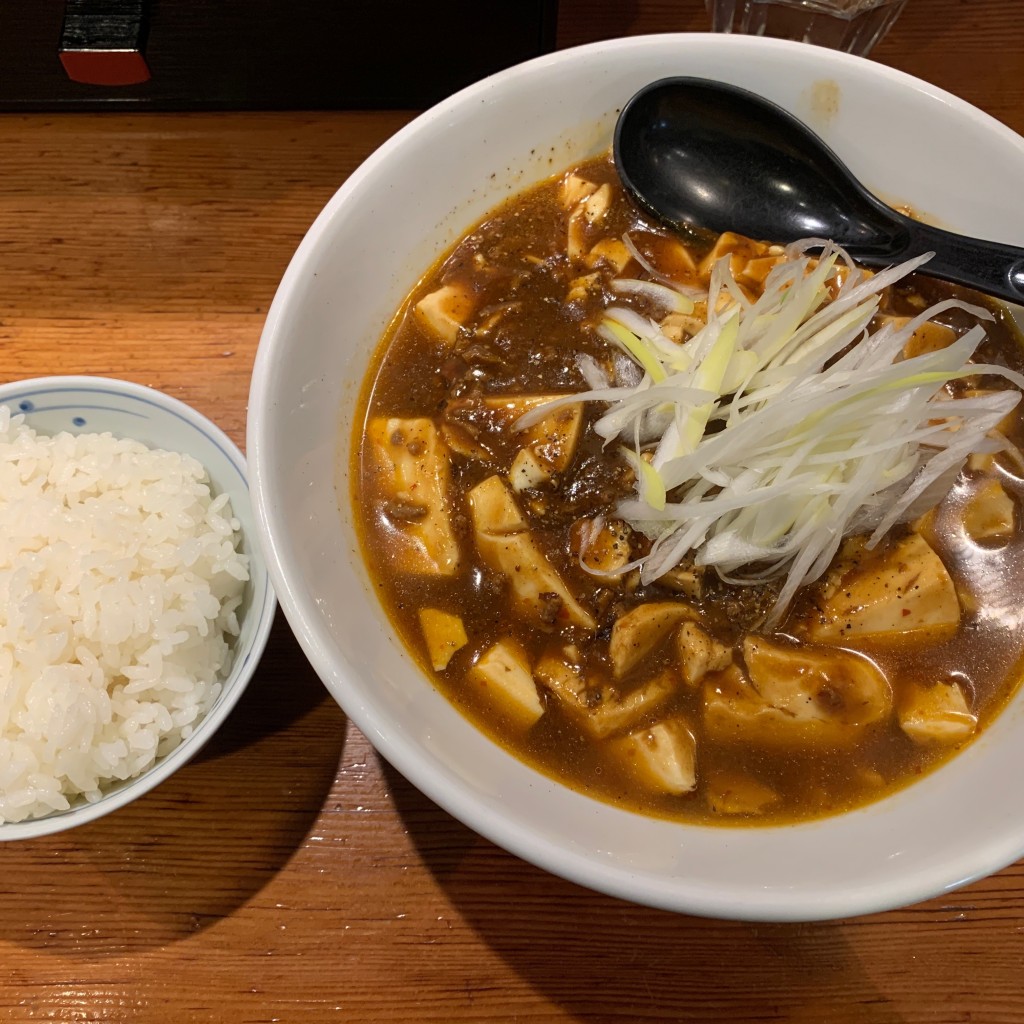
[614,77,1024,304]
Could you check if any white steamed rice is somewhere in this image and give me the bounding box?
[0,404,249,823]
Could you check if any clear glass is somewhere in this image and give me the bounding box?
[706,0,909,56]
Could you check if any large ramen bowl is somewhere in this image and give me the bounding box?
[249,34,1024,921]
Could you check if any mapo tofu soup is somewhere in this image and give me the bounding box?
[353,153,1024,825]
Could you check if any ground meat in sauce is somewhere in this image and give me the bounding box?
[354,151,1024,827]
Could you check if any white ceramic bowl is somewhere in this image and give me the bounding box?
[249,35,1024,921]
[0,375,276,840]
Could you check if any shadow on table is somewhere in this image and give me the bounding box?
[0,611,347,958]
[384,761,904,1024]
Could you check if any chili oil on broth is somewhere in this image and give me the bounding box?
[351,152,1024,827]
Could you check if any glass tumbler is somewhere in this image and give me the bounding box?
[706,0,909,57]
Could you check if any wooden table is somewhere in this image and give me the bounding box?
[2,2,1023,1020]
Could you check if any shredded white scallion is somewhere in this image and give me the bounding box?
[551,240,1024,626]
[621,233,706,299]
[611,277,695,314]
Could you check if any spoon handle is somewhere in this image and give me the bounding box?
[882,216,1024,306]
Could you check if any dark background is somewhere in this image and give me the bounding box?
[0,0,559,110]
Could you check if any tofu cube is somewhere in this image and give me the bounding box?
[418,608,468,671]
[366,417,460,576]
[468,639,543,729]
[705,771,779,815]
[609,602,699,678]
[413,282,475,345]
[963,478,1015,543]
[585,670,676,739]
[898,681,977,746]
[676,621,732,688]
[467,475,595,630]
[809,533,960,640]
[616,718,697,795]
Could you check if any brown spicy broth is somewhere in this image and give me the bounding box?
[352,152,1024,826]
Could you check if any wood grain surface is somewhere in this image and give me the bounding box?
[2,3,1023,1021]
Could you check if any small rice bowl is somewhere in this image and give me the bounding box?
[0,404,249,823]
